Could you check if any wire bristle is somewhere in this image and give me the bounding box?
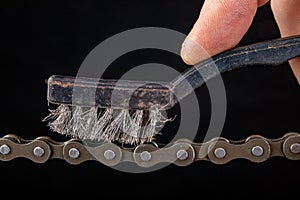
[43,104,172,145]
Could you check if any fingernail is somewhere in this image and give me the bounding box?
[181,38,196,65]
[181,37,209,65]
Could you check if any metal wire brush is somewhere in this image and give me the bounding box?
[43,76,173,145]
[43,35,300,145]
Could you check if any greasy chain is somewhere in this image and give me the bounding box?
[0,132,300,167]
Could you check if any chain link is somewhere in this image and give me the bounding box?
[0,132,300,167]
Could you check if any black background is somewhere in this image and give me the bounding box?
[0,0,300,196]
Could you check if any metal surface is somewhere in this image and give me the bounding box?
[214,147,226,159]
[1,132,299,167]
[103,150,116,160]
[176,149,189,161]
[290,143,300,154]
[33,146,45,157]
[68,148,80,159]
[0,144,10,155]
[251,146,264,157]
[140,151,152,162]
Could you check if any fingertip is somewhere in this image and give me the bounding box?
[180,38,193,65]
[181,0,259,65]
[181,36,211,65]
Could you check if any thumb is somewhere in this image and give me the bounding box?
[181,0,269,65]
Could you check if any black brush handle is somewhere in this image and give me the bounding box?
[47,35,300,110]
[171,35,300,102]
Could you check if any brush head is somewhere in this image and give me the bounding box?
[47,75,176,110]
[45,75,175,145]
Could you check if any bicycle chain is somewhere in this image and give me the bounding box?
[0,132,300,167]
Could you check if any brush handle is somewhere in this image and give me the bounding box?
[171,35,300,102]
[47,36,300,110]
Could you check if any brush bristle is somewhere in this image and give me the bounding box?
[43,104,172,145]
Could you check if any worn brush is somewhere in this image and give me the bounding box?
[44,35,300,145]
[44,76,174,145]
